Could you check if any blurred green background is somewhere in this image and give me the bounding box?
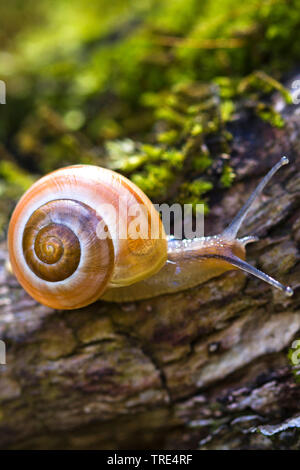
[0,0,299,236]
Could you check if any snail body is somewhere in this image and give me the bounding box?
[8,158,293,309]
[102,236,246,302]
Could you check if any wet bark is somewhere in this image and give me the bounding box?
[0,89,300,450]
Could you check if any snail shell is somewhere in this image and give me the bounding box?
[8,165,167,309]
[8,157,293,309]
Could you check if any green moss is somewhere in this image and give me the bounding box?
[214,76,238,99]
[140,144,163,161]
[287,345,300,384]
[132,165,176,199]
[0,160,35,192]
[157,129,179,144]
[183,179,213,196]
[220,163,235,188]
[102,82,230,203]
[0,0,299,219]
[190,123,203,136]
[179,179,213,214]
[155,106,187,127]
[0,160,37,239]
[238,71,293,104]
[161,149,185,168]
[256,103,285,128]
[107,140,147,171]
[220,100,235,122]
[192,153,213,172]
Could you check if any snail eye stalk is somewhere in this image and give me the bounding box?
[221,156,293,297]
[223,156,289,239]
[217,254,293,297]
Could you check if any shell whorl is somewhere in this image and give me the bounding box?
[10,196,114,310]
[22,199,112,284]
[22,201,82,282]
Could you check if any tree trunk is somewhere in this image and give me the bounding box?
[0,89,300,450]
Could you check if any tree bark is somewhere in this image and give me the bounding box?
[0,89,300,450]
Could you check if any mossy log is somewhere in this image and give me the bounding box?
[0,94,300,450]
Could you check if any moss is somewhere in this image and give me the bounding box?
[157,129,179,144]
[190,123,203,136]
[132,165,176,200]
[0,160,35,193]
[287,345,300,384]
[105,82,229,202]
[220,100,235,122]
[178,179,213,214]
[107,140,147,172]
[0,158,36,239]
[238,71,293,104]
[155,106,187,127]
[140,144,163,161]
[0,0,298,217]
[256,103,285,128]
[192,153,213,172]
[183,179,213,196]
[214,76,238,99]
[220,163,235,188]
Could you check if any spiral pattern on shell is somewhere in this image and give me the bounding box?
[8,165,167,309]
[11,197,114,309]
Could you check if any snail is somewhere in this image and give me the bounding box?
[8,156,293,310]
